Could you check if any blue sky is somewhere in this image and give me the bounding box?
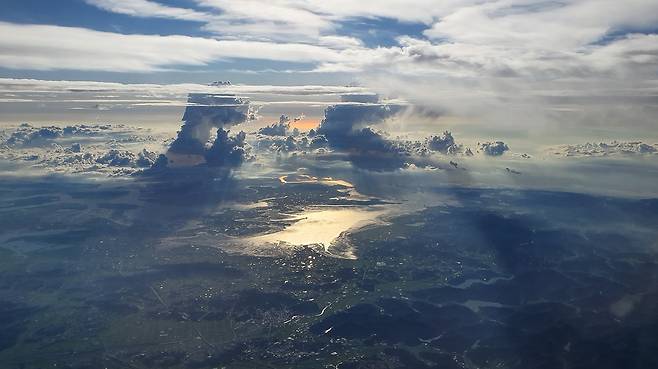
[2,0,209,36]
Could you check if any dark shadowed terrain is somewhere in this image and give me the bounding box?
[0,168,657,369]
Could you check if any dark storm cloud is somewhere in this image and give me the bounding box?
[205,129,252,167]
[168,94,251,156]
[340,128,408,171]
[309,134,329,149]
[317,101,403,141]
[247,95,409,171]
[166,93,253,169]
[316,96,407,171]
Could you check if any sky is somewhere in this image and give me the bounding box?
[1,0,658,142]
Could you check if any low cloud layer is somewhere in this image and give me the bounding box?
[550,141,658,158]
[427,131,473,156]
[0,123,165,175]
[478,141,510,156]
[258,115,294,137]
[248,98,517,172]
[0,78,370,97]
[2,117,656,203]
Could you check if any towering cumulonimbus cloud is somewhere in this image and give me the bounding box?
[317,94,402,145]
[166,93,253,167]
[205,129,250,167]
[316,94,406,171]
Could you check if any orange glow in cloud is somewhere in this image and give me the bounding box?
[290,118,319,131]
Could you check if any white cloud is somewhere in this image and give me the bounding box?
[198,1,333,43]
[417,0,658,78]
[0,122,167,176]
[0,78,369,96]
[84,0,212,21]
[195,0,472,25]
[86,0,477,43]
[0,22,346,72]
[586,33,658,72]
[55,1,658,83]
[549,141,658,157]
[4,1,658,140]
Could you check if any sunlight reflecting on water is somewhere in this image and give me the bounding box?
[279,174,354,188]
[248,206,387,255]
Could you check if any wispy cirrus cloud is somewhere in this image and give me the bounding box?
[84,0,213,22]
[0,77,370,96]
[73,0,658,81]
[0,22,345,72]
[3,0,658,139]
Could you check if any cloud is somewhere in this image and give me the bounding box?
[84,0,212,21]
[549,141,658,157]
[258,115,292,136]
[0,123,165,175]
[318,101,404,142]
[426,131,472,156]
[96,148,159,167]
[6,1,658,83]
[255,135,303,154]
[2,123,148,148]
[316,96,408,170]
[4,0,658,91]
[340,93,380,104]
[308,133,329,149]
[478,141,510,156]
[205,129,253,167]
[347,2,658,132]
[198,1,334,43]
[168,94,251,155]
[0,22,344,72]
[92,0,469,32]
[165,93,255,169]
[0,78,367,96]
[245,95,423,171]
[4,125,65,147]
[192,1,658,80]
[87,0,439,45]
[423,0,658,48]
[3,0,658,146]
